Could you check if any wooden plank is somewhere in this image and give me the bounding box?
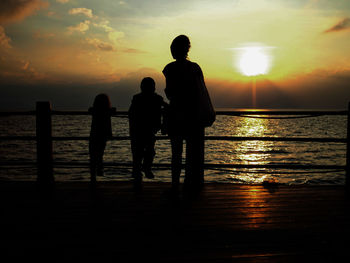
[1,181,349,262]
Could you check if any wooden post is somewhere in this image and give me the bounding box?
[347,102,350,188]
[36,101,54,186]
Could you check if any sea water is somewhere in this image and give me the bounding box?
[0,112,346,184]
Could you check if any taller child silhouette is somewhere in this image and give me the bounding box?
[129,77,165,190]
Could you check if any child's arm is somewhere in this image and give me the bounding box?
[160,98,169,135]
[111,107,117,115]
[107,107,116,140]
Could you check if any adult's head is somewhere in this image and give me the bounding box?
[140,77,155,94]
[93,93,111,110]
[170,35,191,60]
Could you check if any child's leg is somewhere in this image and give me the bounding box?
[89,142,97,183]
[143,135,156,178]
[131,137,143,179]
[96,141,106,177]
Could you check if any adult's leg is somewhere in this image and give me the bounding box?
[185,127,205,190]
[196,127,205,186]
[170,135,183,189]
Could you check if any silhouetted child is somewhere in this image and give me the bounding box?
[129,77,165,188]
[89,94,115,184]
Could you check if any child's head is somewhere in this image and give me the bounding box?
[140,77,155,94]
[93,93,111,110]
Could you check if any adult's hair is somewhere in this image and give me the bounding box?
[140,77,155,93]
[93,93,111,110]
[170,35,191,60]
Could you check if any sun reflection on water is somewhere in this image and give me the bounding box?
[231,116,274,183]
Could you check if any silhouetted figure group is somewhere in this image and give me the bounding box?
[89,35,215,196]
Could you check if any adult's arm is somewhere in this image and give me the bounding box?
[196,63,206,85]
[163,65,175,100]
[164,77,174,100]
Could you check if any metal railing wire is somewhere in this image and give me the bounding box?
[1,104,349,185]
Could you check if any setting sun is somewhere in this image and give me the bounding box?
[237,46,272,76]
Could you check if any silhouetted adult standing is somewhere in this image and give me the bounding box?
[163,35,215,195]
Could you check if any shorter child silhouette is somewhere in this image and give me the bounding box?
[89,94,115,184]
[129,77,165,188]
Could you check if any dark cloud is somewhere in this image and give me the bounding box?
[324,18,350,33]
[206,79,296,109]
[0,68,165,110]
[278,70,350,109]
[0,0,48,24]
[198,70,350,110]
[97,43,114,52]
[1,68,350,110]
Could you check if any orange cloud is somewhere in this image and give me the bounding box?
[93,20,114,33]
[0,53,44,84]
[0,0,48,24]
[0,26,12,48]
[92,20,125,46]
[122,48,146,54]
[67,20,90,34]
[86,38,115,51]
[69,8,94,18]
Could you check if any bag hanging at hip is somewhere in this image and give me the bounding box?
[196,76,216,127]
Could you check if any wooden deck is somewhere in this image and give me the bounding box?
[1,181,350,262]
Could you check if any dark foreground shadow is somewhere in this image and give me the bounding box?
[1,181,349,262]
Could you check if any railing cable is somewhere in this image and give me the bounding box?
[237,114,324,119]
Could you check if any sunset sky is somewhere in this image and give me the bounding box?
[1,0,350,109]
